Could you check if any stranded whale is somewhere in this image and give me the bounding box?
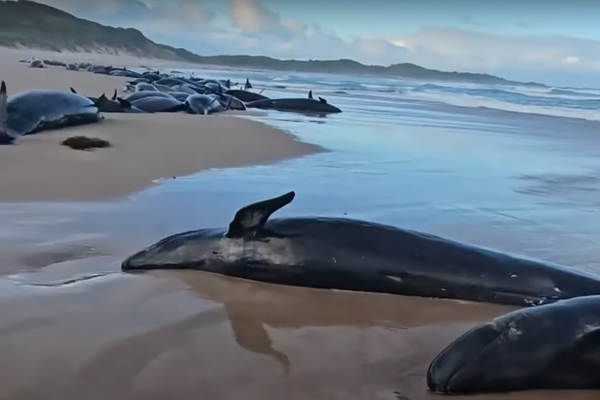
[427,294,600,394]
[245,98,342,114]
[121,191,600,307]
[0,81,101,144]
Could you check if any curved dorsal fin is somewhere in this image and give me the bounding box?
[70,87,77,94]
[226,191,295,238]
[308,90,313,99]
[112,88,118,100]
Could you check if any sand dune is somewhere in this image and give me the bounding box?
[0,48,323,202]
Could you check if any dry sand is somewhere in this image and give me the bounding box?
[0,48,323,202]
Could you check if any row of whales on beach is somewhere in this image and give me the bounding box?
[0,65,342,144]
[121,190,600,396]
[76,66,343,114]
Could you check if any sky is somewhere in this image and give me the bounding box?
[27,0,600,87]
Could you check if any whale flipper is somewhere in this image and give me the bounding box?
[226,191,295,237]
[308,90,313,99]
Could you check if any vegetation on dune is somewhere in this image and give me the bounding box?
[0,0,544,87]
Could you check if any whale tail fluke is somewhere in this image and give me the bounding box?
[0,81,14,144]
[226,191,296,237]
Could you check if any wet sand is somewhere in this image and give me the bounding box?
[0,260,596,400]
[0,49,323,202]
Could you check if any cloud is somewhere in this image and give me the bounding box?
[27,0,600,85]
[390,27,600,75]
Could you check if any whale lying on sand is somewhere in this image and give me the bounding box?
[121,191,600,307]
[225,89,269,103]
[245,98,342,114]
[69,88,140,113]
[428,294,600,394]
[0,81,101,144]
[130,96,187,113]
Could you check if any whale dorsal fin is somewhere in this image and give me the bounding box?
[226,191,295,238]
[116,97,132,109]
[318,97,327,104]
[70,87,77,94]
[308,90,313,99]
[0,81,8,140]
[112,89,118,100]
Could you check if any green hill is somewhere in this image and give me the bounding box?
[0,0,544,87]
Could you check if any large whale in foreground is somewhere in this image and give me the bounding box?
[121,191,600,307]
[428,294,600,394]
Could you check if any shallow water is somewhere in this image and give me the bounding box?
[2,70,600,399]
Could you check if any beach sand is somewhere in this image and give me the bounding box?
[0,48,323,202]
[0,48,598,400]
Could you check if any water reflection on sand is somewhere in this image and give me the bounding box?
[0,260,594,400]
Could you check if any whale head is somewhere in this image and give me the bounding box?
[427,296,600,394]
[121,191,296,272]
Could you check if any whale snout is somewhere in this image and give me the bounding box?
[121,247,156,271]
[427,323,502,394]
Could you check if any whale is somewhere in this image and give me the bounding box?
[245,98,342,114]
[185,94,224,115]
[121,191,600,307]
[0,81,101,144]
[135,82,158,92]
[225,89,269,103]
[122,90,176,103]
[427,294,600,394]
[130,96,187,113]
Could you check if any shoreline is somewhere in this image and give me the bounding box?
[0,48,326,203]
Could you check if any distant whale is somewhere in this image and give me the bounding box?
[225,89,269,103]
[122,91,176,103]
[130,96,187,113]
[0,81,101,144]
[245,98,342,114]
[185,94,224,115]
[427,294,600,394]
[121,191,600,307]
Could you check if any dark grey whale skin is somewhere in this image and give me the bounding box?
[0,81,100,144]
[121,191,600,308]
[428,294,600,394]
[245,98,342,113]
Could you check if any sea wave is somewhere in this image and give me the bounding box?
[189,68,600,122]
